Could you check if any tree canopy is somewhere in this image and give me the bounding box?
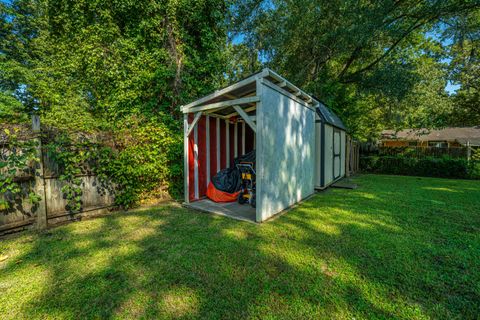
[2,0,480,139]
[230,0,480,139]
[1,0,229,131]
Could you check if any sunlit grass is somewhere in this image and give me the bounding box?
[0,174,479,319]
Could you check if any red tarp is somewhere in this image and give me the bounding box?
[206,182,240,203]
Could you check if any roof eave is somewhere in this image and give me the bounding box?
[180,68,319,114]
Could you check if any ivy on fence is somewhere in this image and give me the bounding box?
[0,128,41,211]
[1,114,183,218]
[43,117,183,212]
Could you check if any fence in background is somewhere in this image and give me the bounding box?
[0,117,115,236]
[375,146,470,159]
[346,136,360,177]
[359,141,480,179]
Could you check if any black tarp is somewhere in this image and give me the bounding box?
[233,149,256,168]
[211,150,256,193]
[211,168,241,194]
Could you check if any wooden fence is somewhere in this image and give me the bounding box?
[0,117,115,236]
[346,135,360,177]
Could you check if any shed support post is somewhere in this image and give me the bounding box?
[234,122,238,158]
[187,112,202,136]
[242,122,246,155]
[206,115,210,187]
[467,141,471,161]
[320,122,325,187]
[233,105,257,133]
[226,120,230,167]
[32,115,47,230]
[216,118,220,172]
[184,114,189,203]
[346,136,351,177]
[255,80,263,223]
[194,124,199,200]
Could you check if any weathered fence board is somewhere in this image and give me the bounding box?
[44,175,114,216]
[346,135,360,177]
[1,118,116,236]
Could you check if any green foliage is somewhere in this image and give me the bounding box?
[472,148,480,161]
[441,10,480,126]
[471,148,480,177]
[95,117,183,208]
[230,0,480,139]
[360,155,479,179]
[0,0,227,206]
[0,92,29,124]
[45,133,91,212]
[224,42,263,82]
[44,115,183,211]
[1,0,229,123]
[0,128,40,211]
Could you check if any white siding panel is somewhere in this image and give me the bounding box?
[333,129,341,179]
[324,125,333,186]
[340,130,346,177]
[314,122,322,187]
[257,83,315,221]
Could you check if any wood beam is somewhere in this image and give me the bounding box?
[187,112,202,136]
[233,105,257,133]
[266,69,317,106]
[181,69,268,112]
[223,105,257,119]
[183,114,189,203]
[261,78,315,110]
[186,96,260,114]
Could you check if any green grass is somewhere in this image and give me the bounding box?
[1,174,479,319]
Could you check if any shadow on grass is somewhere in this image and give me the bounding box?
[1,175,479,319]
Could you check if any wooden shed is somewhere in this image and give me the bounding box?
[181,68,347,222]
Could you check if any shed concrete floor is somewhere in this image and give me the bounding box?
[185,199,256,223]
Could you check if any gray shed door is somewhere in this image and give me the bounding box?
[333,129,341,180]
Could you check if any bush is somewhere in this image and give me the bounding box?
[360,155,480,179]
[44,115,183,211]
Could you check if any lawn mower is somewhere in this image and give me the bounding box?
[236,162,256,208]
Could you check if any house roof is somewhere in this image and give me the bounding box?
[381,127,480,146]
[316,102,346,131]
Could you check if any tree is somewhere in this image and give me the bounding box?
[441,10,480,126]
[1,0,230,130]
[0,0,232,202]
[229,0,480,139]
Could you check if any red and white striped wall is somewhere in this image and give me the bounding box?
[187,114,255,202]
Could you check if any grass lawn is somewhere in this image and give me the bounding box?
[0,174,479,319]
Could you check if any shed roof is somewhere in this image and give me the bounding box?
[316,102,346,131]
[180,68,316,114]
[180,68,347,132]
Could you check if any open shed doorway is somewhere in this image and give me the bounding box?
[182,80,258,222]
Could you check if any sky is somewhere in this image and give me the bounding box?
[446,82,461,95]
